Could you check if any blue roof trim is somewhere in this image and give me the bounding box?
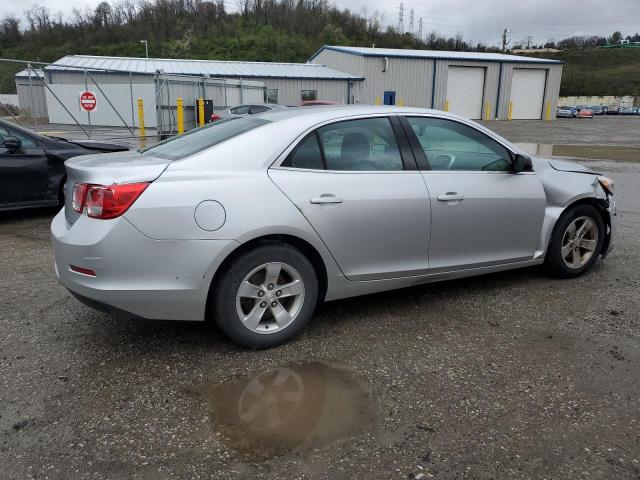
[309,45,565,65]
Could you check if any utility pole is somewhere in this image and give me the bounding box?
[409,9,414,34]
[398,2,404,34]
[418,17,423,40]
[501,28,511,53]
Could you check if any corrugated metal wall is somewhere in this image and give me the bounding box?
[260,78,351,105]
[46,69,351,110]
[15,78,48,118]
[315,50,563,120]
[432,60,500,117]
[361,56,434,107]
[498,63,563,120]
[312,49,365,77]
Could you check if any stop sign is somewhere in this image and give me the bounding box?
[79,91,97,112]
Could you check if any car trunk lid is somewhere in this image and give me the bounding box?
[64,150,170,226]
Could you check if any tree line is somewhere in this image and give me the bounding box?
[0,1,637,63]
[515,31,640,50]
[0,0,501,62]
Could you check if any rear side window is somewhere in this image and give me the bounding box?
[318,117,404,171]
[282,134,324,170]
[280,117,404,171]
[142,117,269,160]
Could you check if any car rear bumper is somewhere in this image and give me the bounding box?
[51,209,237,321]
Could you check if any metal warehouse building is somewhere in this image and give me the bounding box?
[310,46,563,120]
[15,69,48,119]
[34,55,362,130]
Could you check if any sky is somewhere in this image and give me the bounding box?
[1,0,639,47]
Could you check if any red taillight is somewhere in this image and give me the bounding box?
[72,183,88,212]
[72,182,149,219]
[69,265,96,277]
[210,114,221,122]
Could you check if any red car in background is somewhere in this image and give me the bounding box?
[577,108,593,118]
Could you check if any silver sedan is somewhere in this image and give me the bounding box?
[51,106,616,348]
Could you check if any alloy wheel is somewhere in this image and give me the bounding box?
[561,216,598,269]
[235,262,305,334]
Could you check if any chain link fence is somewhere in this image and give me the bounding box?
[0,57,266,148]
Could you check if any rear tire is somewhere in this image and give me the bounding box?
[544,204,604,278]
[213,243,318,348]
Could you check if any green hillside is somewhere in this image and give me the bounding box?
[528,48,640,96]
[1,1,638,97]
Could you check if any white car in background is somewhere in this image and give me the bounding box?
[211,104,288,121]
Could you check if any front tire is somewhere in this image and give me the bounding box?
[544,204,604,278]
[213,243,318,348]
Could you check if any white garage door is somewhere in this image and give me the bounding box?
[510,69,546,119]
[446,67,485,119]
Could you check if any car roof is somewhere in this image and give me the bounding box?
[256,104,472,124]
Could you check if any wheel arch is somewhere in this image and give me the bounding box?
[548,196,612,255]
[205,234,329,322]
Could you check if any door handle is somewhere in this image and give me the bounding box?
[310,194,343,204]
[437,192,464,202]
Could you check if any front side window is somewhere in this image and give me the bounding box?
[318,117,403,171]
[301,90,317,102]
[406,117,512,171]
[142,117,269,161]
[265,89,278,104]
[0,126,37,149]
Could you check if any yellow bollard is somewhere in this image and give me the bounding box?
[397,97,405,106]
[137,98,145,138]
[444,99,449,112]
[197,97,205,127]
[485,101,491,120]
[176,97,184,135]
[508,101,513,121]
[546,101,553,121]
[374,96,382,106]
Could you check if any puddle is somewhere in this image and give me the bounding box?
[195,361,374,457]
[516,143,640,163]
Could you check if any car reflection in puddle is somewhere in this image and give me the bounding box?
[195,361,374,457]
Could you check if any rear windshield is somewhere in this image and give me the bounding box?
[142,117,270,160]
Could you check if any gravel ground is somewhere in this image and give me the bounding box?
[1,118,639,479]
[480,115,640,146]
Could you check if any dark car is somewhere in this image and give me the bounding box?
[590,106,605,115]
[0,120,128,211]
[606,105,620,115]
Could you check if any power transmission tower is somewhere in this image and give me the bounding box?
[501,27,511,53]
[418,17,423,40]
[398,2,404,34]
[409,9,414,34]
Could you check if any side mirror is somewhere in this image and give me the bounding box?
[3,136,22,152]
[513,154,533,173]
